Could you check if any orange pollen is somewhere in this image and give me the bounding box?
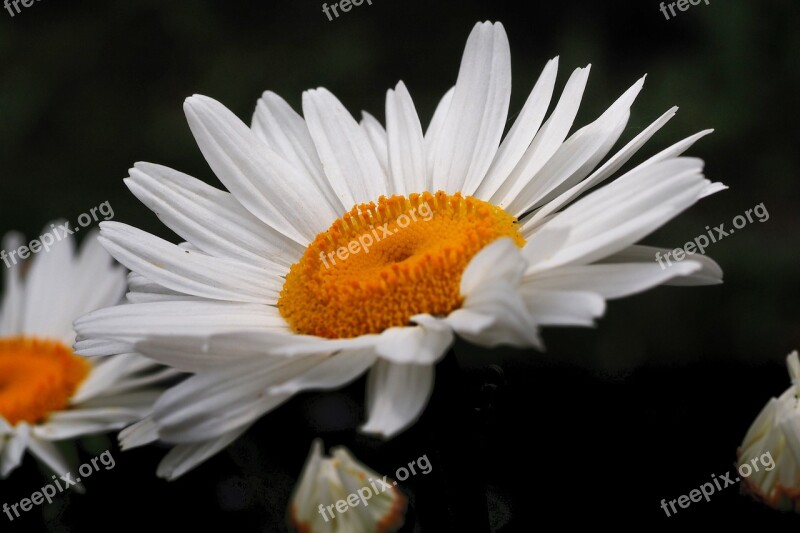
[0,337,91,425]
[278,191,525,339]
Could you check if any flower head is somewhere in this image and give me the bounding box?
[0,228,175,479]
[289,440,406,533]
[739,351,800,511]
[77,21,724,478]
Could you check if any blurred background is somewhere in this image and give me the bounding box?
[1,0,798,530]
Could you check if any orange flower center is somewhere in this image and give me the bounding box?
[0,337,91,425]
[278,191,525,338]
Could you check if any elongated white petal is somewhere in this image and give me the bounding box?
[269,349,378,395]
[424,86,454,187]
[386,81,427,194]
[600,245,723,286]
[0,423,29,478]
[156,424,253,481]
[507,77,645,216]
[126,163,304,268]
[361,360,434,439]
[521,107,681,233]
[0,232,25,336]
[99,222,281,304]
[252,91,345,213]
[185,95,336,243]
[303,88,388,205]
[431,22,511,194]
[523,260,702,300]
[360,111,390,177]
[490,66,591,207]
[74,300,289,356]
[26,436,72,476]
[152,355,323,443]
[476,57,558,200]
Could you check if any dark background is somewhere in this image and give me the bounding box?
[1,0,799,530]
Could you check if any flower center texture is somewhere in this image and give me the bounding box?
[278,191,525,339]
[0,337,90,425]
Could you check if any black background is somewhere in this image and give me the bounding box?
[1,0,799,530]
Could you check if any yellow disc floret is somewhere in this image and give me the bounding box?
[278,191,525,339]
[0,337,91,425]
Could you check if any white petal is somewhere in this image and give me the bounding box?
[476,57,558,200]
[184,95,336,243]
[361,360,434,438]
[126,163,304,268]
[303,88,388,205]
[385,81,427,194]
[430,22,511,195]
[521,107,680,233]
[34,406,150,441]
[1,423,29,478]
[600,245,723,286]
[252,91,345,213]
[519,289,606,327]
[99,222,281,304]
[26,436,72,476]
[460,238,526,295]
[74,300,289,356]
[507,77,645,216]
[375,316,453,364]
[119,417,159,450]
[524,158,711,271]
[361,111,390,178]
[448,280,542,348]
[0,232,24,335]
[424,86,454,188]
[490,66,591,207]
[152,355,323,443]
[523,260,703,300]
[269,349,379,395]
[156,424,252,480]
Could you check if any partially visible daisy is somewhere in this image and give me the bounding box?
[77,21,724,478]
[738,351,800,511]
[289,440,406,533]
[0,227,176,479]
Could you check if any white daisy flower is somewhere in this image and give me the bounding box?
[75,21,724,478]
[289,440,406,533]
[738,351,800,511]
[0,228,176,480]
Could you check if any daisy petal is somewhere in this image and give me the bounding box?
[269,349,379,395]
[184,95,337,243]
[126,163,303,268]
[523,260,703,300]
[600,245,723,286]
[476,57,558,200]
[156,424,252,481]
[386,81,427,194]
[361,360,434,439]
[303,88,388,205]
[431,21,512,195]
[424,86,454,187]
[490,66,591,207]
[252,91,345,213]
[375,316,453,364]
[99,222,280,304]
[1,423,29,478]
[520,289,606,327]
[361,111,390,177]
